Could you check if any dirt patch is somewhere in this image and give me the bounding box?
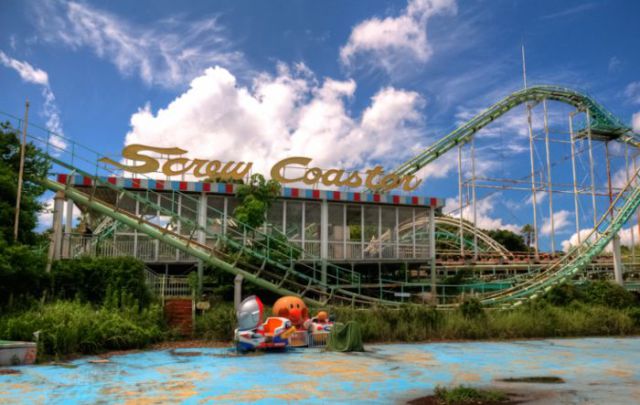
[0,369,21,375]
[169,349,202,357]
[498,376,565,384]
[151,340,231,350]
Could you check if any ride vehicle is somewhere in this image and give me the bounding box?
[234,295,296,352]
[272,296,334,347]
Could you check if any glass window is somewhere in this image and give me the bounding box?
[207,195,225,234]
[267,201,284,234]
[305,202,321,241]
[285,201,303,240]
[397,207,414,244]
[346,205,362,242]
[363,206,379,242]
[380,206,396,242]
[328,203,345,241]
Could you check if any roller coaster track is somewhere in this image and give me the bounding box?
[391,85,638,177]
[388,84,640,306]
[5,84,639,308]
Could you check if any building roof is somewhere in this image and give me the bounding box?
[55,173,444,208]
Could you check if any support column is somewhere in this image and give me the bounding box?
[234,274,244,311]
[320,199,329,287]
[605,142,624,285]
[457,142,465,257]
[197,192,207,296]
[429,207,437,304]
[586,110,597,228]
[569,112,581,244]
[526,103,539,259]
[63,199,73,258]
[46,191,65,273]
[543,100,556,253]
[471,136,478,260]
[625,144,636,261]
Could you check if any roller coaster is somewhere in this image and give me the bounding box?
[4,85,640,308]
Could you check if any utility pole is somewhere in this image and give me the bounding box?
[13,99,30,242]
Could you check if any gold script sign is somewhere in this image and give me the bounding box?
[270,157,422,192]
[100,145,422,192]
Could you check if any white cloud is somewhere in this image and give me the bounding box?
[541,210,571,236]
[625,82,640,104]
[35,0,244,88]
[122,64,425,182]
[633,112,640,132]
[444,194,519,233]
[0,50,66,151]
[561,228,597,252]
[0,50,49,85]
[340,0,457,72]
[562,226,640,253]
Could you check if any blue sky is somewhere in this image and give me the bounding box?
[1,0,640,251]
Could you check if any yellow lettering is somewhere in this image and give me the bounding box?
[304,168,322,184]
[99,144,187,174]
[271,156,312,184]
[402,176,423,192]
[364,166,385,190]
[321,169,346,187]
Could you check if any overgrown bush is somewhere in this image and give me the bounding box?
[580,281,636,309]
[544,283,583,306]
[458,298,485,319]
[0,242,49,308]
[52,256,151,307]
[194,303,236,340]
[325,301,637,342]
[0,295,164,359]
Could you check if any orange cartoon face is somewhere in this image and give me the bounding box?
[272,296,309,327]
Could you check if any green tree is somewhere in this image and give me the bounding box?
[486,228,529,252]
[233,173,281,230]
[520,224,534,252]
[0,122,50,245]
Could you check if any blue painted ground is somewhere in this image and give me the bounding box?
[1,337,639,404]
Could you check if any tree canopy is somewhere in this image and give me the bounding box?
[0,122,50,245]
[233,173,281,230]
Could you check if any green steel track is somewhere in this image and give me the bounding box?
[391,85,638,177]
[6,84,640,308]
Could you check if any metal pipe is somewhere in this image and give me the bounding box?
[543,99,555,252]
[471,136,478,260]
[586,110,597,228]
[569,113,581,245]
[13,99,29,242]
[457,143,464,256]
[526,103,539,259]
[605,141,624,285]
[625,143,635,260]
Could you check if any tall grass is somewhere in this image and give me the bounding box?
[0,294,165,359]
[326,302,638,342]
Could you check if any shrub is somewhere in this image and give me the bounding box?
[458,298,485,319]
[0,242,49,308]
[544,283,583,306]
[194,303,236,340]
[580,281,636,309]
[52,256,151,307]
[434,385,507,404]
[0,297,164,359]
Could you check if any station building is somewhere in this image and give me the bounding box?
[56,173,444,280]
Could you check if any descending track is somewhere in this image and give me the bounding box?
[391,85,638,177]
[6,84,640,307]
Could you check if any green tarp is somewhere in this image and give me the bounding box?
[327,321,364,352]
